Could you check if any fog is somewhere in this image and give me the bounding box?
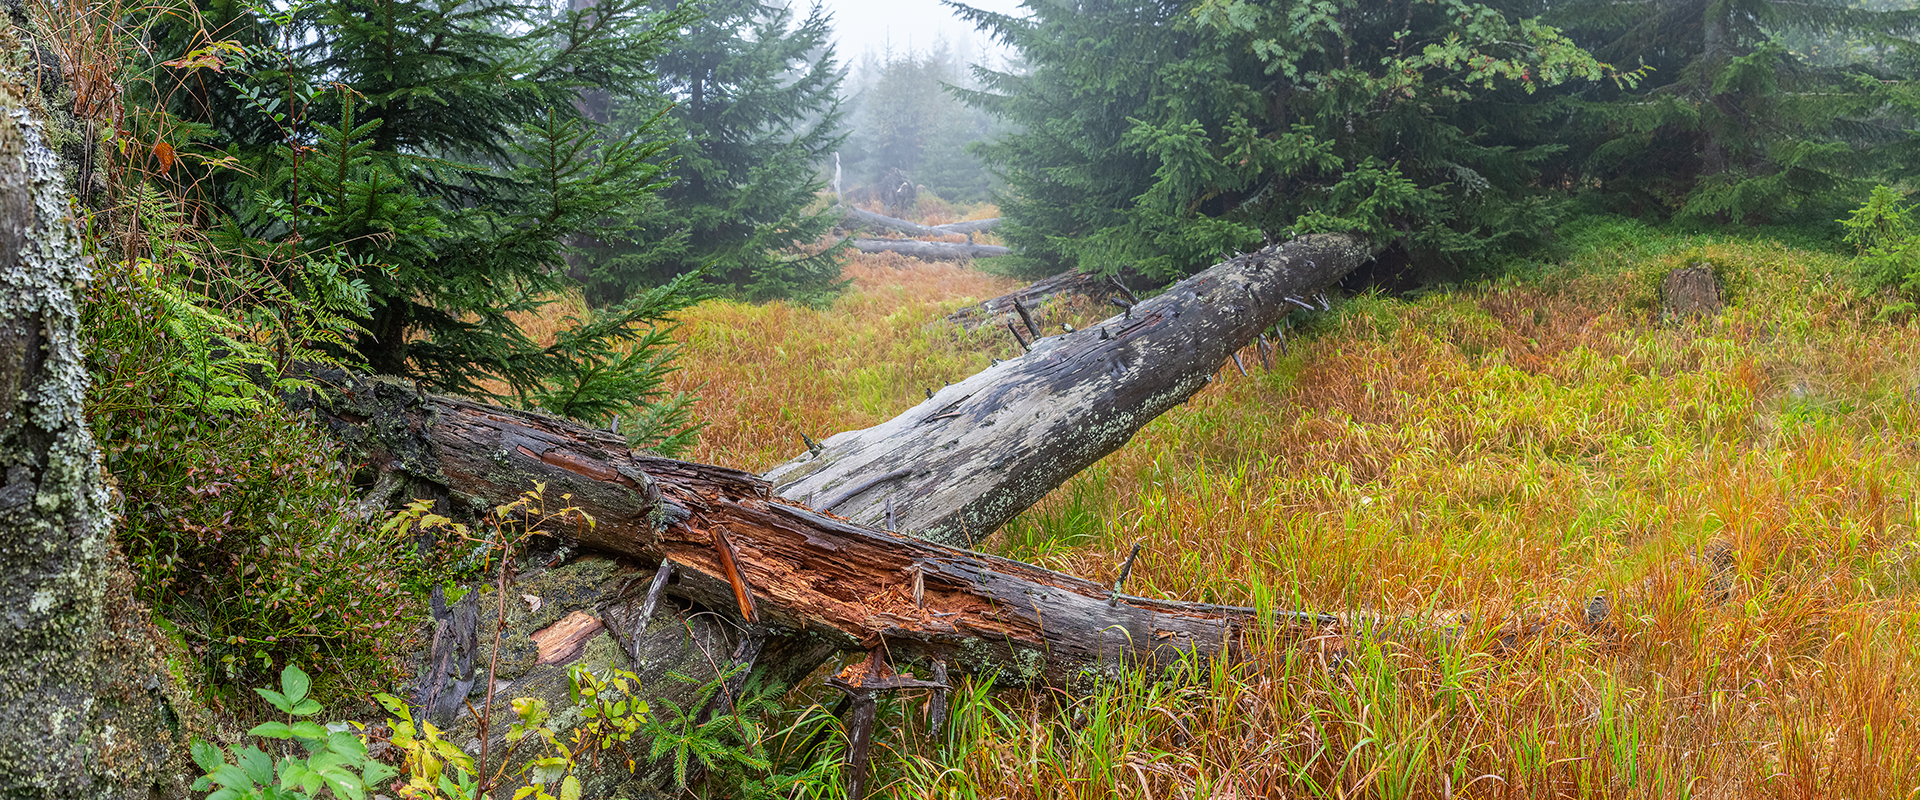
[814,0,1025,61]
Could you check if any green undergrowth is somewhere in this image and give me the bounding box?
[84,238,419,707]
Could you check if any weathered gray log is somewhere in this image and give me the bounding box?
[933,217,1000,236]
[307,379,1330,690]
[766,233,1374,546]
[944,268,1118,331]
[848,238,1010,260]
[838,206,1002,239]
[0,94,112,795]
[839,206,944,238]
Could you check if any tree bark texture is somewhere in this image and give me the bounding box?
[765,233,1374,547]
[0,92,112,795]
[848,238,1010,261]
[309,380,1332,691]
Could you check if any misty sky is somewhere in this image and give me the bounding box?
[814,0,1026,63]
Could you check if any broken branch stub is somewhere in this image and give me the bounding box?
[765,233,1374,547]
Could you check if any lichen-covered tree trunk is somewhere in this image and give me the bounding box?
[0,90,112,796]
[766,233,1373,546]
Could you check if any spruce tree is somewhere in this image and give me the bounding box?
[1543,0,1920,221]
[144,0,705,410]
[575,0,848,307]
[953,0,1631,281]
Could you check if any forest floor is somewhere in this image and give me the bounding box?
[642,216,1920,799]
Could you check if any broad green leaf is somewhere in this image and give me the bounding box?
[280,664,311,707]
[290,721,330,739]
[190,739,223,771]
[211,764,254,790]
[249,721,295,739]
[254,687,291,713]
[238,746,273,785]
[320,769,366,800]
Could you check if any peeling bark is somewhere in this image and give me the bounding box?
[305,380,1333,689]
[0,91,112,795]
[767,234,1374,546]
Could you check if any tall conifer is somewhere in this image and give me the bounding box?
[575,0,849,306]
[953,0,1628,281]
[146,0,703,409]
[1543,0,1920,220]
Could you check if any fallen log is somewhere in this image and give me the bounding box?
[838,206,1002,239]
[306,233,1370,794]
[839,206,942,238]
[933,217,1000,236]
[944,268,1120,331]
[848,237,1010,260]
[766,233,1374,546]
[309,379,1328,690]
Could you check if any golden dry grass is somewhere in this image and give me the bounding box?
[531,225,1920,798]
[882,235,1920,799]
[661,250,1100,469]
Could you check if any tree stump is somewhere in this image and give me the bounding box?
[1662,265,1723,320]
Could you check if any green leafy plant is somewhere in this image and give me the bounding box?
[190,664,398,799]
[1841,185,1920,318]
[373,665,654,800]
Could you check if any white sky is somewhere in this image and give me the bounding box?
[811,0,1026,66]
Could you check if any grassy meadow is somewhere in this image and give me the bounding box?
[583,220,1920,798]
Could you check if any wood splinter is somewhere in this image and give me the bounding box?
[1231,352,1248,377]
[619,560,675,661]
[928,660,952,737]
[1006,321,1031,352]
[1108,542,1144,607]
[712,527,758,623]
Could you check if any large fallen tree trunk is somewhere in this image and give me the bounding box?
[312,384,1327,688]
[847,237,1009,260]
[307,233,1372,795]
[767,233,1374,546]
